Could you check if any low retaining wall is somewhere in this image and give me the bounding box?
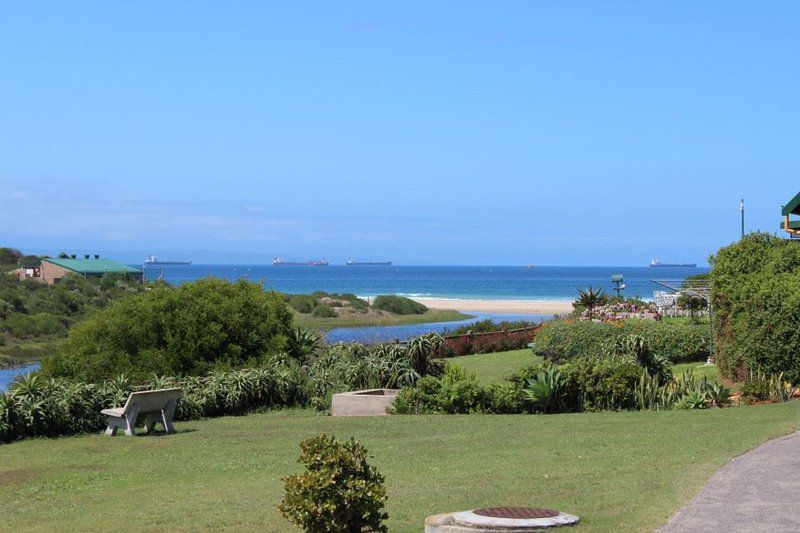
[331,389,399,416]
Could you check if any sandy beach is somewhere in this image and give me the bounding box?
[412,297,573,315]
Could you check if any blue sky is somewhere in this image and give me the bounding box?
[2,2,798,265]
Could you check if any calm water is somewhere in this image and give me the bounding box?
[326,312,551,344]
[142,265,707,300]
[0,363,39,392]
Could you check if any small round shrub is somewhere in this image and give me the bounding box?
[311,304,337,318]
[371,295,427,315]
[288,294,317,314]
[280,434,388,533]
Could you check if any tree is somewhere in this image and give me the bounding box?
[574,287,609,320]
[280,434,388,533]
[43,278,294,381]
[677,294,707,323]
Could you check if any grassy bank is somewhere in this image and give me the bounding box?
[0,337,63,368]
[448,348,539,382]
[1,403,798,531]
[449,349,721,385]
[294,308,470,329]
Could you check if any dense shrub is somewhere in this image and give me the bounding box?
[1,312,65,338]
[42,278,294,382]
[287,294,317,314]
[371,295,427,315]
[533,319,708,363]
[279,434,388,532]
[710,232,800,383]
[391,366,528,415]
[311,303,337,318]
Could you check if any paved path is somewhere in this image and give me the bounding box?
[659,431,800,532]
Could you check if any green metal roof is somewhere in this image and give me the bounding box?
[782,191,800,216]
[780,220,800,230]
[43,258,141,274]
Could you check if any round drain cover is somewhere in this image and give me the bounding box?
[474,507,560,519]
[450,506,580,530]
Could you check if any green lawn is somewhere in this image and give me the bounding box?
[672,361,721,382]
[447,348,539,382]
[2,403,799,532]
[449,349,723,385]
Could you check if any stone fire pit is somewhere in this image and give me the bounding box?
[331,388,399,417]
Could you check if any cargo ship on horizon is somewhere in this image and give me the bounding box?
[345,259,392,266]
[649,258,697,268]
[144,255,191,265]
[272,257,329,266]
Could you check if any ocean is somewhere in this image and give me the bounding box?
[142,264,707,301]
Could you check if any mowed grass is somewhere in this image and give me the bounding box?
[672,362,721,382]
[450,349,723,385]
[2,403,799,532]
[447,348,540,382]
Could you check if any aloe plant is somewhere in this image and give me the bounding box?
[524,367,564,413]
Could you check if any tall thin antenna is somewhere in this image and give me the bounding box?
[740,198,745,238]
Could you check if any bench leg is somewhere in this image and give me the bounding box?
[163,399,177,434]
[123,407,139,436]
[105,423,118,436]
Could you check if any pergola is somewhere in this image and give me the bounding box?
[651,278,713,363]
[780,191,800,237]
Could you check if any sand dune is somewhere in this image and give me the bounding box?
[412,298,573,315]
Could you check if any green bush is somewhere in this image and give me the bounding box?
[1,312,65,338]
[279,434,388,533]
[392,366,528,415]
[533,319,708,363]
[311,304,337,318]
[371,295,427,315]
[42,278,294,382]
[710,232,800,383]
[287,294,316,314]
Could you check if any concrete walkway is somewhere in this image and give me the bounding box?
[659,431,800,532]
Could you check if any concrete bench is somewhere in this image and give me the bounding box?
[102,388,181,436]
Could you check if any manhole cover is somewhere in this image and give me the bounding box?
[473,507,560,519]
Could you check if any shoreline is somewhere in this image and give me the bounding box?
[412,297,573,315]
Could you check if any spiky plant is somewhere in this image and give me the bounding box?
[574,287,609,320]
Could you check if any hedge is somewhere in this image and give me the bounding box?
[532,319,709,363]
[710,232,800,383]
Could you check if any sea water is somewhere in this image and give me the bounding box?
[142,265,706,301]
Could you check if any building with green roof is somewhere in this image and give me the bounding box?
[13,256,142,284]
[780,191,800,237]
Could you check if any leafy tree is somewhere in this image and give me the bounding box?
[677,294,707,323]
[573,286,609,320]
[280,434,388,533]
[0,248,22,266]
[42,278,294,381]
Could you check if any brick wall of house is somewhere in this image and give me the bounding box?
[40,262,74,285]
